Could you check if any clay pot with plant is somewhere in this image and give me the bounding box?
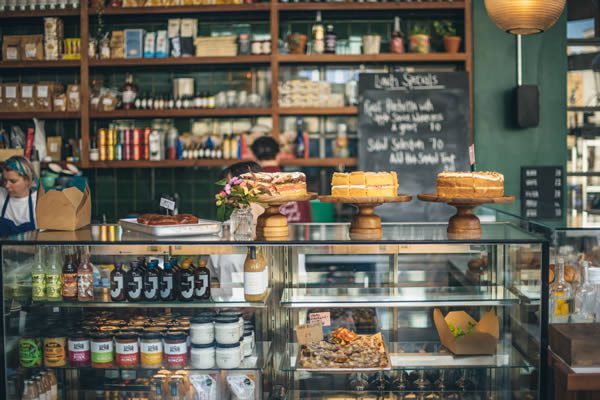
[434,20,461,53]
[408,24,431,54]
[287,33,307,54]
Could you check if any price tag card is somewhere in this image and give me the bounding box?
[469,144,476,166]
[295,322,323,345]
[160,197,176,211]
[308,312,331,327]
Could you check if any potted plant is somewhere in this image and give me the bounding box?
[409,24,431,54]
[287,33,308,54]
[434,20,461,53]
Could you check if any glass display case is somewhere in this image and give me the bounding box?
[1,222,548,399]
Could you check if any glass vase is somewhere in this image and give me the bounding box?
[230,207,254,240]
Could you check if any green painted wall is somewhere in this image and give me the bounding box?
[473,2,567,225]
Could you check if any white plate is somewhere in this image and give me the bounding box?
[119,218,222,237]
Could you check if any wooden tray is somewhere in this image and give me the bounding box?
[319,194,412,240]
[256,192,318,240]
[418,194,515,239]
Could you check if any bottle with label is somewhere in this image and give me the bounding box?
[333,123,349,158]
[178,259,195,302]
[121,73,138,110]
[22,380,38,400]
[160,261,177,301]
[550,257,573,323]
[127,261,144,302]
[194,259,211,300]
[77,247,94,302]
[325,24,336,54]
[167,127,179,160]
[144,260,160,301]
[45,248,62,302]
[46,369,58,400]
[32,247,46,301]
[149,130,162,160]
[390,16,405,54]
[110,263,127,302]
[244,246,268,301]
[295,117,306,159]
[223,134,231,160]
[62,247,78,301]
[312,11,325,54]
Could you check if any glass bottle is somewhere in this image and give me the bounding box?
[333,123,349,157]
[62,247,78,301]
[177,259,195,302]
[160,261,177,301]
[194,259,211,300]
[46,369,58,400]
[45,248,62,302]
[110,263,127,302]
[126,261,144,302]
[295,117,306,158]
[325,24,337,54]
[121,73,138,110]
[573,261,595,322]
[312,11,325,54]
[550,257,573,323]
[390,16,405,54]
[144,260,160,301]
[77,247,94,302]
[22,380,38,400]
[32,247,46,301]
[244,246,268,302]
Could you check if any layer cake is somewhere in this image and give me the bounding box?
[331,171,398,197]
[240,172,307,196]
[436,171,504,198]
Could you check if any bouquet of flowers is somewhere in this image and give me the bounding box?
[215,176,271,221]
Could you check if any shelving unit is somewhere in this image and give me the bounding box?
[0,0,472,168]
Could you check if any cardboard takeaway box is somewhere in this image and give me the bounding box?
[36,184,91,231]
[433,308,499,355]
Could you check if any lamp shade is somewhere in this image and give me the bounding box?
[484,0,566,35]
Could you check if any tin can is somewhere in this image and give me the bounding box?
[133,144,140,161]
[97,128,107,147]
[108,145,115,161]
[115,144,123,161]
[124,144,132,161]
[118,128,125,145]
[123,128,132,145]
[99,146,107,161]
[133,128,141,145]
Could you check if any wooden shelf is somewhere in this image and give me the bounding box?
[89,55,271,67]
[85,158,356,168]
[0,112,80,120]
[90,3,270,15]
[90,108,273,119]
[277,53,467,63]
[0,8,80,18]
[279,107,357,115]
[277,1,466,11]
[0,60,80,69]
[280,157,357,167]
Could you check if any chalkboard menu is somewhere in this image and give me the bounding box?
[521,166,564,219]
[358,72,470,222]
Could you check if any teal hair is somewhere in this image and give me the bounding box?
[3,156,38,191]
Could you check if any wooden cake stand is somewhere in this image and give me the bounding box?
[319,195,412,240]
[256,193,318,240]
[417,194,515,239]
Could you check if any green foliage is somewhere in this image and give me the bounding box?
[434,20,457,37]
[448,321,475,338]
[409,23,431,37]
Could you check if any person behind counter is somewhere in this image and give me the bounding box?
[250,136,311,223]
[0,156,38,236]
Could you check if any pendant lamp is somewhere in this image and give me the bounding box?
[484,0,566,35]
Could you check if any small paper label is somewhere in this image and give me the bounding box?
[21,85,33,98]
[309,312,331,327]
[5,86,17,98]
[469,144,475,166]
[6,47,18,60]
[295,322,323,345]
[37,85,49,98]
[69,91,79,100]
[160,197,176,211]
[102,98,113,106]
[54,99,65,106]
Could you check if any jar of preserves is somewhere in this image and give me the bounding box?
[141,332,163,369]
[115,333,139,368]
[216,342,241,369]
[190,342,215,369]
[242,330,253,357]
[190,316,214,345]
[68,332,90,367]
[91,333,114,368]
[43,335,67,367]
[164,332,188,369]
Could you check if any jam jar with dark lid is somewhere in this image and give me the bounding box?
[91,332,114,368]
[115,333,139,368]
[164,331,188,369]
[68,331,90,367]
[141,332,163,369]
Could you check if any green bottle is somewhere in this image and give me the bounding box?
[45,248,62,301]
[31,248,45,302]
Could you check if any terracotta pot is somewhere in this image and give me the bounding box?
[287,33,307,54]
[443,36,462,53]
[409,34,430,54]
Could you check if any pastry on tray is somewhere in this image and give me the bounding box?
[298,328,389,369]
[137,213,199,225]
[331,171,398,197]
[241,172,307,197]
[436,171,504,198]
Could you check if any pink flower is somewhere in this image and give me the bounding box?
[224,184,232,195]
[240,181,247,187]
[230,177,242,185]
[219,191,226,197]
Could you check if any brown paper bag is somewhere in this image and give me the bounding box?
[36,185,91,231]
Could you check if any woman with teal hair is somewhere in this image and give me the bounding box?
[0,156,38,236]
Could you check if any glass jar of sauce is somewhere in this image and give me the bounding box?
[190,316,214,345]
[164,332,188,369]
[68,332,90,367]
[91,333,114,368]
[141,332,163,369]
[115,333,139,368]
